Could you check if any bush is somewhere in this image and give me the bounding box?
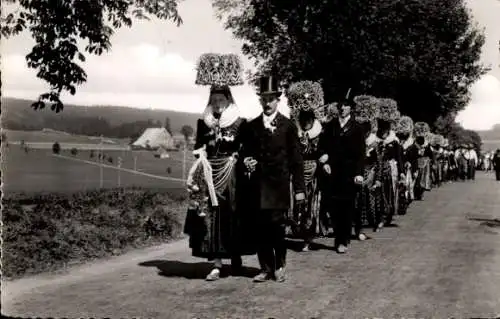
[1,189,187,279]
[52,142,61,154]
[70,148,78,156]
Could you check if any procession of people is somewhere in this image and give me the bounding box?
[182,53,497,283]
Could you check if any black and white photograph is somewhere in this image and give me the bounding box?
[1,0,500,318]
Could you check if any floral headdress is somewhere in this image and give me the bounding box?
[396,115,414,135]
[413,122,430,137]
[286,81,324,120]
[442,138,449,147]
[352,95,380,123]
[431,134,445,146]
[195,53,244,87]
[377,98,400,124]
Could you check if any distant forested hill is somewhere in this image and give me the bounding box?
[1,97,200,139]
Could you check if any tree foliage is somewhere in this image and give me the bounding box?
[180,125,194,141]
[447,124,482,151]
[213,0,487,125]
[1,0,183,112]
[165,117,173,135]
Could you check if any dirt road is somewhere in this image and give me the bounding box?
[3,173,500,318]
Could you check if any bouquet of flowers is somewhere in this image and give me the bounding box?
[195,53,244,86]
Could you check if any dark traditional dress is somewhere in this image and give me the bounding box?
[493,151,500,181]
[414,142,433,199]
[379,131,403,225]
[431,147,444,187]
[184,106,255,259]
[355,134,382,231]
[456,150,468,181]
[447,151,458,181]
[399,136,418,214]
[291,119,322,241]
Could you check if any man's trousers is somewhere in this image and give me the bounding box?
[256,209,288,274]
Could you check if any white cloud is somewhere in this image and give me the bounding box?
[456,74,500,131]
[2,44,289,119]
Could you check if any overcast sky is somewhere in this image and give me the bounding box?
[2,0,499,129]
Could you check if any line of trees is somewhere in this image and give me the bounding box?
[213,0,488,134]
[0,0,490,149]
[2,116,194,142]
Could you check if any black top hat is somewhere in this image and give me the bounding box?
[339,87,354,106]
[258,76,281,95]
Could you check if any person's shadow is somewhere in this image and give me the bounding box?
[138,260,260,279]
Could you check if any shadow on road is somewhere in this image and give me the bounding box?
[467,216,500,228]
[138,260,260,279]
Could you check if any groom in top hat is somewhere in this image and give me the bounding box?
[239,75,305,283]
[318,91,365,253]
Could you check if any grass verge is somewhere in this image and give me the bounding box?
[1,188,187,279]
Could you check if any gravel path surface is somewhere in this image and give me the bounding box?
[3,172,500,318]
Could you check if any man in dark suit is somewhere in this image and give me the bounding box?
[240,75,305,283]
[318,97,365,253]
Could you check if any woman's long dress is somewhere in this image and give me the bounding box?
[378,137,403,225]
[290,123,322,240]
[414,143,433,199]
[355,136,382,231]
[183,117,255,259]
[399,138,418,215]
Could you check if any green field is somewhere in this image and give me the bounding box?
[2,144,195,195]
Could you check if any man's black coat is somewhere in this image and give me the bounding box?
[317,117,366,198]
[239,112,305,212]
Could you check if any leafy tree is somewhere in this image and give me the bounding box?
[214,0,487,124]
[165,117,172,135]
[180,125,194,143]
[447,125,482,151]
[1,0,183,112]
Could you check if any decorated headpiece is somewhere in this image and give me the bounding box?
[352,95,380,123]
[195,53,244,87]
[414,122,430,137]
[377,98,400,123]
[442,138,449,147]
[287,81,324,120]
[396,115,414,135]
[431,134,445,146]
[426,132,435,144]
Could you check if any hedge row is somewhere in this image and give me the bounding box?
[2,188,188,279]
